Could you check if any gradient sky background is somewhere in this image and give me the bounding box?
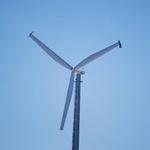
[1,0,150,150]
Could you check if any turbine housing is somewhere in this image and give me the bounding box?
[76,70,85,75]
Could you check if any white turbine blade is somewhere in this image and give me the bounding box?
[29,32,73,70]
[74,41,122,70]
[60,71,75,130]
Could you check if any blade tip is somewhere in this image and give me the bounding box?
[60,126,64,130]
[118,40,122,48]
[29,31,34,37]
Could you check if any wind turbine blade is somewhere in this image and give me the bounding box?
[60,71,75,130]
[29,32,73,70]
[74,41,122,70]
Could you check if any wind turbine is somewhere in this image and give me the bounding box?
[29,32,122,149]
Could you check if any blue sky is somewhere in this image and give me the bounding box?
[1,0,150,150]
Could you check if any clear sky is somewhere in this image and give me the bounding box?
[1,0,150,150]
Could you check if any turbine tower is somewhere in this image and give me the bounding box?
[29,32,122,150]
[72,72,82,150]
